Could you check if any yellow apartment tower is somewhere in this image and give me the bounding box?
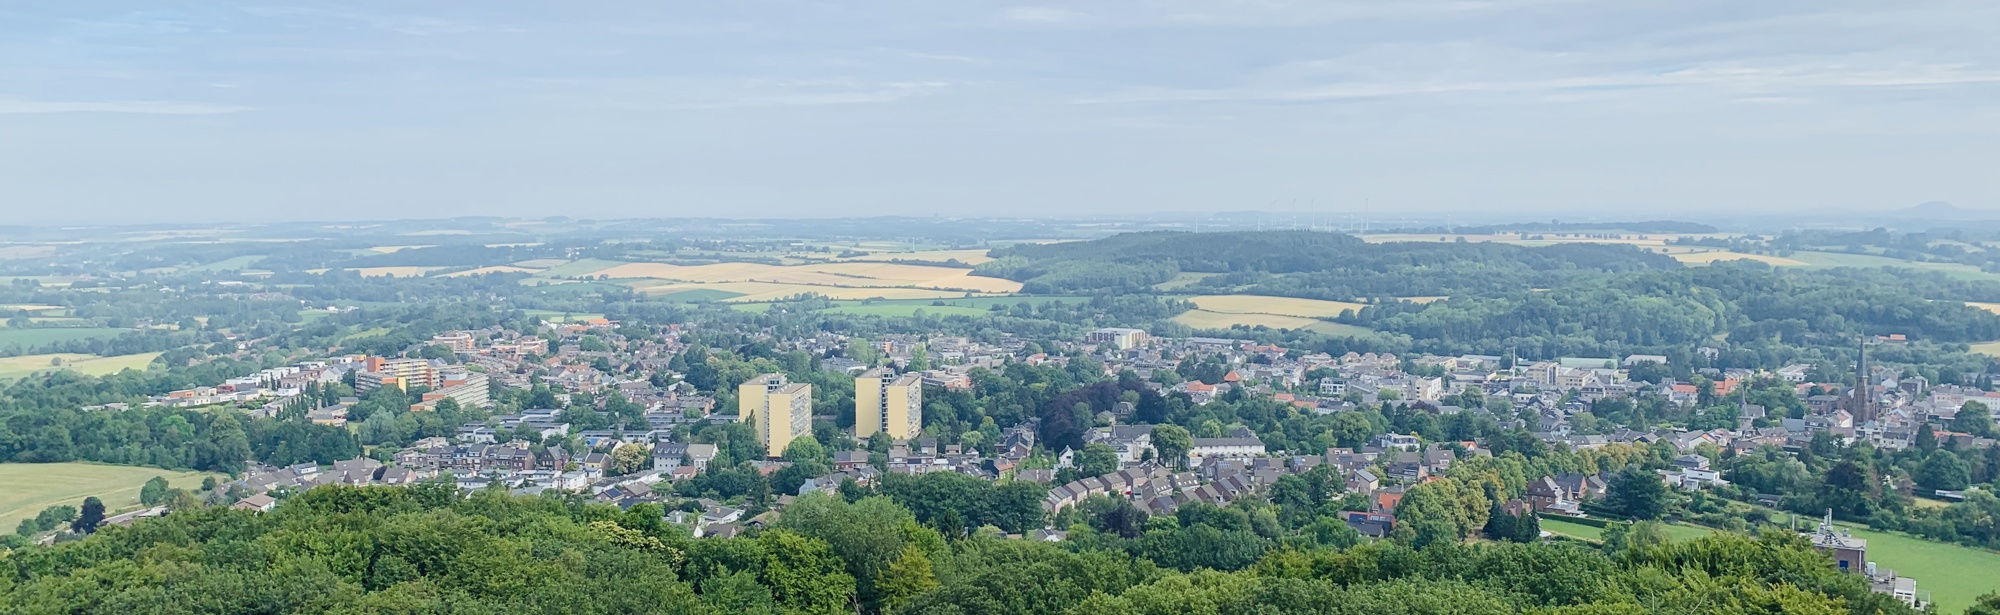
[739,373,812,457]
[855,368,922,440]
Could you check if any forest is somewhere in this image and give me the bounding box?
[0,483,1927,615]
[976,231,1678,296]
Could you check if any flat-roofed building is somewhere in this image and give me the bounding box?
[1088,327,1150,350]
[740,374,812,457]
[417,372,490,410]
[855,368,922,440]
[355,357,440,393]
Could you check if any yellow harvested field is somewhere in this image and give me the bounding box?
[1671,251,1808,266]
[67,352,161,375]
[0,245,57,259]
[1188,295,1365,318]
[1967,302,2000,315]
[840,249,996,265]
[595,261,1021,293]
[631,281,979,302]
[366,245,433,253]
[1400,296,1448,304]
[440,265,542,277]
[2,304,65,312]
[1173,310,1364,335]
[1973,341,2000,357]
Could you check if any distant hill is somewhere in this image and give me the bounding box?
[1898,201,1988,219]
[1415,220,1719,235]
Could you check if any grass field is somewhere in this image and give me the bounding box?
[0,353,95,379]
[1789,251,2000,281]
[1173,309,1373,336]
[0,304,65,312]
[0,327,130,346]
[533,258,630,278]
[1153,272,1222,291]
[0,352,161,379]
[630,280,984,302]
[1671,251,1809,266]
[0,462,219,533]
[838,249,995,266]
[1825,522,2000,613]
[1187,295,1367,318]
[823,304,991,318]
[186,255,267,272]
[653,288,748,303]
[513,258,573,268]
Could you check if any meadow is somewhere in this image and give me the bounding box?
[0,327,131,346]
[836,248,995,266]
[0,352,160,380]
[1670,251,1809,266]
[0,463,218,533]
[185,255,267,272]
[630,281,985,302]
[1826,521,2000,613]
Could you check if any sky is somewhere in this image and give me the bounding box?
[2,1,1997,224]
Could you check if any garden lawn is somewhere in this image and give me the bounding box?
[1832,522,2000,614]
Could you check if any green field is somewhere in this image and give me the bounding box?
[823,304,991,318]
[853,296,1088,309]
[1790,251,2000,281]
[186,255,267,272]
[0,462,219,533]
[653,288,747,303]
[0,327,130,346]
[1153,272,1222,291]
[532,258,629,279]
[1825,521,2000,613]
[0,352,161,380]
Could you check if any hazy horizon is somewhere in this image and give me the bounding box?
[4,1,1996,224]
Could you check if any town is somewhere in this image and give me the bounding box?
[151,318,1982,609]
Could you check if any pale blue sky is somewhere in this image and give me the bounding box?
[2,1,1996,223]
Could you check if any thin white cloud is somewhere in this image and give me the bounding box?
[0,98,251,115]
[1003,7,1087,24]
[532,78,954,111]
[1074,62,2000,104]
